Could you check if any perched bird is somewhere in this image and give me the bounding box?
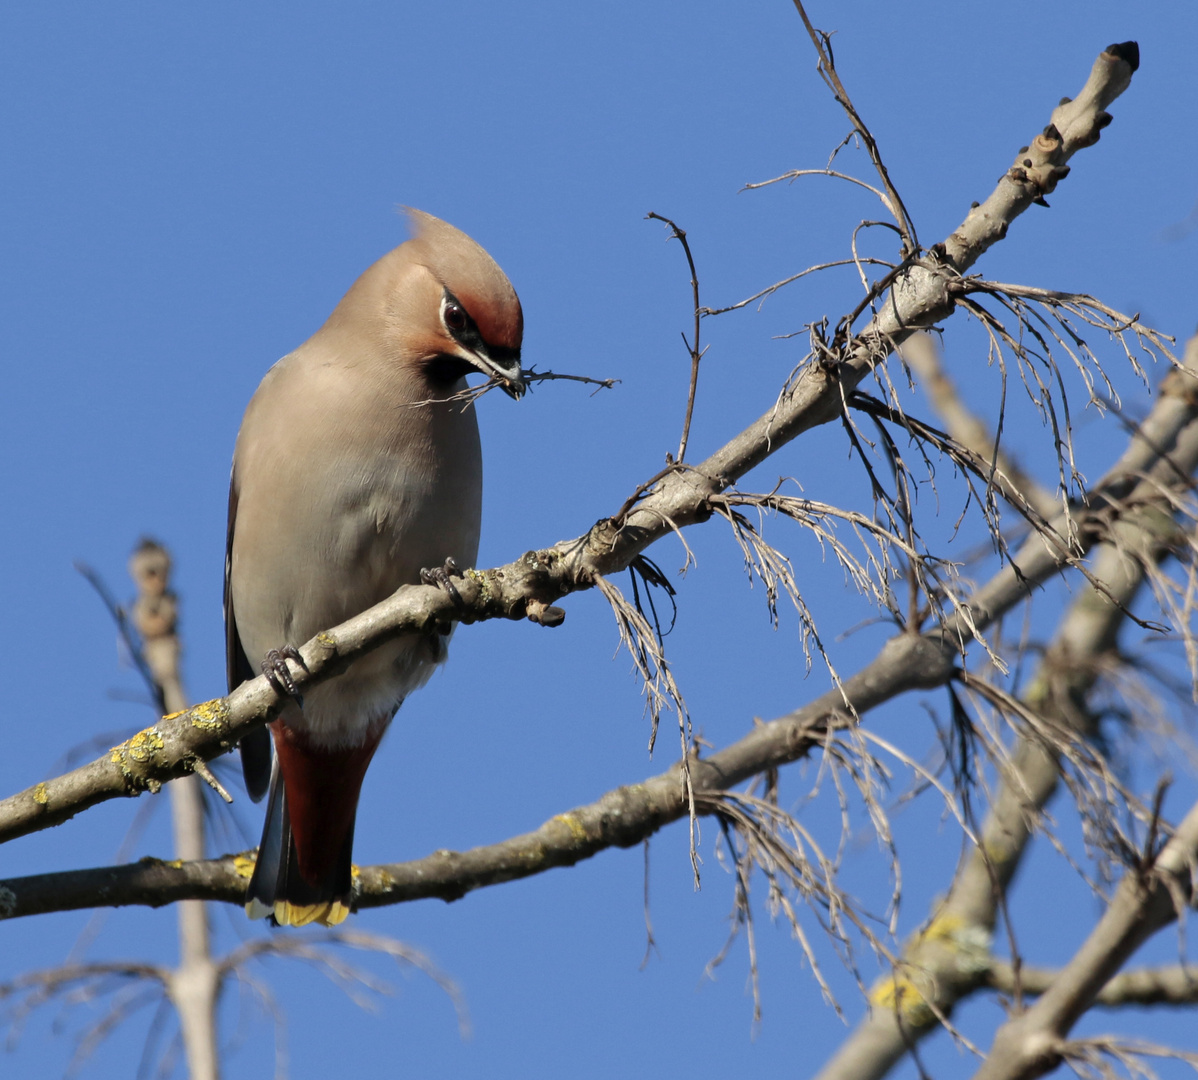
[225,210,524,927]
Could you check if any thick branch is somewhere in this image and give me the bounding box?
[0,632,944,918]
[943,43,1140,270]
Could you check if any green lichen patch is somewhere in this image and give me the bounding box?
[188,698,231,732]
[369,868,396,891]
[232,853,257,879]
[110,728,166,766]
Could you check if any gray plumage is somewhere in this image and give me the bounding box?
[225,210,524,926]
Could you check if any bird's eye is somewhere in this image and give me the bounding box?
[443,303,467,332]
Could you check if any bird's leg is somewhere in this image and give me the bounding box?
[420,556,465,609]
[262,645,309,705]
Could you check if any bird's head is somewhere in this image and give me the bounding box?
[393,208,526,399]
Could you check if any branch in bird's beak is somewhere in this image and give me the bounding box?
[468,347,525,400]
[409,363,617,411]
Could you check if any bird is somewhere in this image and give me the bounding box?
[225,209,524,927]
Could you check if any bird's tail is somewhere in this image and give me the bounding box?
[245,722,381,927]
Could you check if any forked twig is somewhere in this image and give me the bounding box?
[407,366,619,410]
[789,0,919,255]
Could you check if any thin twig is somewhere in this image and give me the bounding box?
[789,0,919,254]
[647,212,705,463]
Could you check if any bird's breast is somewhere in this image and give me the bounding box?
[230,360,484,744]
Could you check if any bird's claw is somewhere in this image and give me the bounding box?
[420,556,465,609]
[262,645,308,705]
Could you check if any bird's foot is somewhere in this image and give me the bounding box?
[420,556,465,609]
[262,645,308,705]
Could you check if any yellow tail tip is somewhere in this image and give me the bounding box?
[244,898,351,927]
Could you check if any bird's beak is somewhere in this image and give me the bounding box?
[498,370,526,400]
[468,347,525,400]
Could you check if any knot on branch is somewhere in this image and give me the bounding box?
[1002,123,1074,208]
[525,599,566,628]
[466,548,574,627]
[584,517,629,570]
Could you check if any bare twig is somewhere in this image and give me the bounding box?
[789,1,919,254]
[408,366,618,409]
[523,367,620,395]
[901,331,1058,519]
[702,257,895,316]
[647,212,706,463]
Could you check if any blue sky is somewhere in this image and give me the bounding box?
[3,2,1197,1077]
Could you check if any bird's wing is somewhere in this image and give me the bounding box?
[226,471,272,802]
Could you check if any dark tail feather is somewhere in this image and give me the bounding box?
[244,760,355,927]
[240,726,272,803]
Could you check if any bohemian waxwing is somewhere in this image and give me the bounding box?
[226,209,524,927]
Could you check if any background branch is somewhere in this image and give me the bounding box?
[972,795,1198,1080]
[813,335,1198,1080]
[128,541,221,1080]
[988,964,1198,1009]
[7,19,1194,1079]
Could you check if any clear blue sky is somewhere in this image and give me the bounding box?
[3,2,1196,1077]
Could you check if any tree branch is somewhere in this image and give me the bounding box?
[789,0,920,254]
[988,963,1198,1009]
[943,42,1140,271]
[813,337,1198,1080]
[971,794,1198,1080]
